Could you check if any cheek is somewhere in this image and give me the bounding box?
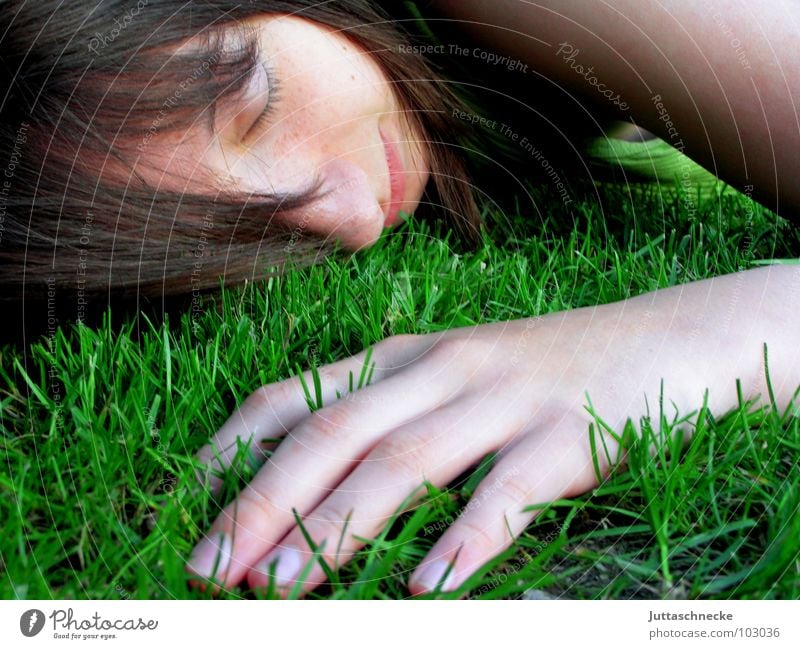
[272,33,389,128]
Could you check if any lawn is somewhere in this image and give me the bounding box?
[2,176,799,599]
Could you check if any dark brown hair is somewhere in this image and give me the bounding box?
[0,0,483,304]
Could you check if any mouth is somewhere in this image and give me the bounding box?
[379,126,407,227]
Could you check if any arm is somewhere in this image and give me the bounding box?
[627,264,800,417]
[426,0,800,218]
[186,265,800,596]
[183,3,800,596]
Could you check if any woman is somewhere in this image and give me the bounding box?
[2,0,798,597]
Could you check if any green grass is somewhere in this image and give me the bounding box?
[2,177,799,599]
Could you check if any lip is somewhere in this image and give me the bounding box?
[379,126,407,227]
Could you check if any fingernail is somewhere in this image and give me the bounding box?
[414,559,456,592]
[187,533,232,580]
[258,547,303,586]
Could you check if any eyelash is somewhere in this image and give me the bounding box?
[244,62,281,142]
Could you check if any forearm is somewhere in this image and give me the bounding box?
[426,0,800,218]
[607,265,800,419]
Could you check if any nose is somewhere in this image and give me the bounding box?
[285,156,386,251]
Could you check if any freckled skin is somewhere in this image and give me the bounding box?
[134,14,430,250]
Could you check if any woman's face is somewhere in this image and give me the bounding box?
[135,14,431,250]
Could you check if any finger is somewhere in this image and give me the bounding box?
[408,414,600,595]
[185,354,465,589]
[245,394,526,596]
[194,333,428,492]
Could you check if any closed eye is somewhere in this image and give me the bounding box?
[243,61,281,144]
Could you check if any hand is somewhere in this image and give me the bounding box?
[184,268,794,596]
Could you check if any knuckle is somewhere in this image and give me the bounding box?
[308,501,354,530]
[383,332,420,351]
[426,336,494,366]
[244,381,294,413]
[453,518,500,552]
[373,430,430,479]
[275,376,308,403]
[243,385,272,410]
[427,337,469,359]
[491,476,532,509]
[301,406,354,443]
[367,333,421,373]
[297,503,357,558]
[234,487,280,522]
